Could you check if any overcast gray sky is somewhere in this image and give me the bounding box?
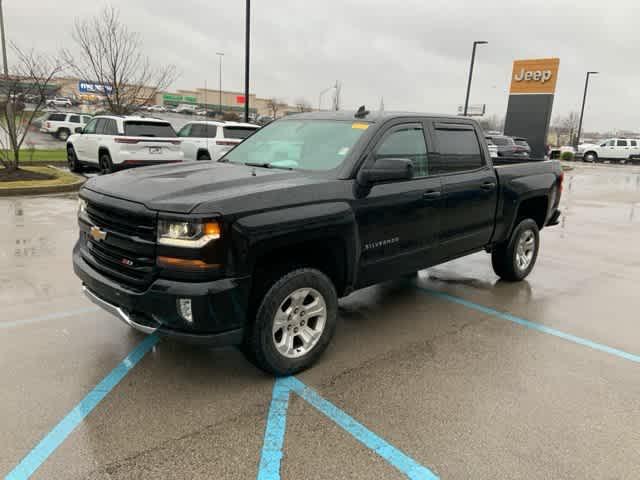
[6,0,639,132]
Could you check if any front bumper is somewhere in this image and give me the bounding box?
[74,244,250,346]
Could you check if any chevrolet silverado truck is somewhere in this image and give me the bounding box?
[74,110,563,375]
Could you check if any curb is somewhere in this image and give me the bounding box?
[0,169,86,197]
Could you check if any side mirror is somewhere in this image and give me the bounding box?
[75,127,83,134]
[358,157,413,185]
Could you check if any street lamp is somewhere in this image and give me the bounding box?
[575,71,599,148]
[318,85,335,111]
[463,40,488,116]
[216,52,224,115]
[243,0,250,122]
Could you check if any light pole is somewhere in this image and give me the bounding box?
[216,52,224,115]
[243,0,250,122]
[575,71,599,148]
[318,85,334,111]
[463,40,487,116]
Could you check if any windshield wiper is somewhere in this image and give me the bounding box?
[243,161,293,171]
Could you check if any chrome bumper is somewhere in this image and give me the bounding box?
[83,286,157,334]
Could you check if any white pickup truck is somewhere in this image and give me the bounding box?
[66,115,184,174]
[579,138,640,163]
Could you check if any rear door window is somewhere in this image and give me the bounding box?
[223,126,258,139]
[631,140,637,147]
[47,113,66,122]
[433,126,484,174]
[124,121,176,137]
[69,115,81,123]
[617,140,628,147]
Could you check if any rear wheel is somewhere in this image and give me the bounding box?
[98,152,114,175]
[67,146,81,172]
[491,219,540,282]
[57,128,70,141]
[244,268,338,376]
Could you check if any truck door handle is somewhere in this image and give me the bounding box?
[481,181,496,191]
[423,190,441,200]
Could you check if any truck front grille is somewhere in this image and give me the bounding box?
[80,199,157,292]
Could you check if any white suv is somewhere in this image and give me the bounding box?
[40,112,93,141]
[46,97,73,108]
[579,138,640,163]
[177,121,260,160]
[66,115,184,174]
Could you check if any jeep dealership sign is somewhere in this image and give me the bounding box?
[504,58,560,158]
[509,58,560,94]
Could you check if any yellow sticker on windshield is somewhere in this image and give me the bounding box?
[352,122,369,130]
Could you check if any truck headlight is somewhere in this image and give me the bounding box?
[157,219,221,248]
[78,198,87,216]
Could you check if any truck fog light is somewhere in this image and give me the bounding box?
[177,298,193,323]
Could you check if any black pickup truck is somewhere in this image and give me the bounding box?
[74,110,562,375]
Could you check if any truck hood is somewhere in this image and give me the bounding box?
[83,161,317,213]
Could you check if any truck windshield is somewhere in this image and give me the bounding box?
[222,119,368,171]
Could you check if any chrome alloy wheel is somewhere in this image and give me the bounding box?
[272,287,327,359]
[515,229,536,271]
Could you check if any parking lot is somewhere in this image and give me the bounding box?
[1,163,639,479]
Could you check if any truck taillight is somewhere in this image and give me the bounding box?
[114,137,140,144]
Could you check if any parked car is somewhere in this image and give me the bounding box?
[485,135,525,157]
[195,109,208,116]
[66,115,183,174]
[177,121,260,160]
[40,112,93,141]
[46,97,73,108]
[486,138,499,158]
[147,105,167,113]
[175,104,198,115]
[513,137,532,156]
[74,110,563,375]
[578,138,640,163]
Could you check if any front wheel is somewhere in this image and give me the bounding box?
[98,153,114,175]
[491,219,540,282]
[245,268,338,376]
[67,146,81,172]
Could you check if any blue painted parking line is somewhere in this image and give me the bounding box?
[258,376,439,480]
[419,287,640,364]
[5,334,159,480]
[1,306,100,330]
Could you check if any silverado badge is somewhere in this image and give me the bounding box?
[90,226,107,242]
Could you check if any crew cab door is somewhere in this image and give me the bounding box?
[354,121,443,287]
[615,139,630,160]
[431,122,498,257]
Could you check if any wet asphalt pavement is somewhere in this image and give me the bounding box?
[1,163,639,479]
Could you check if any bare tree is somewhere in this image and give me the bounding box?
[295,98,312,112]
[267,97,284,118]
[477,114,504,133]
[551,112,579,146]
[0,47,62,173]
[63,6,177,115]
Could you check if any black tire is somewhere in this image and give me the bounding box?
[57,128,70,141]
[583,152,597,163]
[197,151,211,161]
[491,219,540,282]
[98,152,114,175]
[244,268,338,376]
[67,146,81,173]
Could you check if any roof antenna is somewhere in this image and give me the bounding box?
[355,105,370,119]
[379,97,384,114]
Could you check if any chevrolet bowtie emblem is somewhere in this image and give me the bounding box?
[90,226,107,242]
